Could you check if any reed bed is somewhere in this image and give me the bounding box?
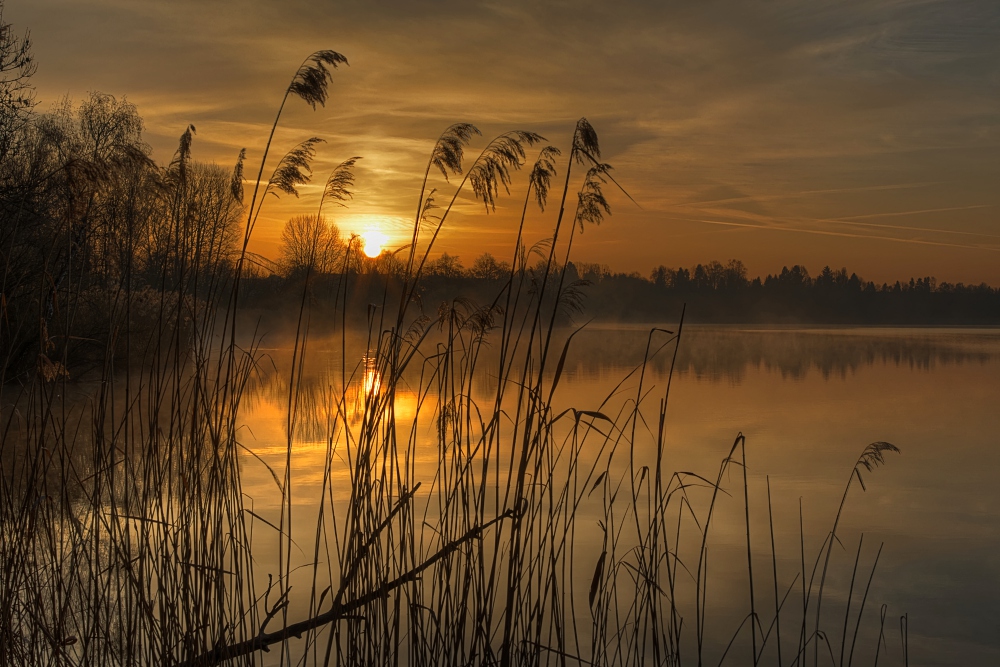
[0,47,906,667]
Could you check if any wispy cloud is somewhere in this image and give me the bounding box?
[7,0,999,282]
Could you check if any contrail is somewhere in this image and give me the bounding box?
[835,204,992,221]
[677,203,1000,242]
[807,214,1000,241]
[678,182,941,207]
[686,218,1000,252]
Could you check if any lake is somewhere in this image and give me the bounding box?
[238,325,1000,666]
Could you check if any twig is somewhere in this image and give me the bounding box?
[178,509,516,667]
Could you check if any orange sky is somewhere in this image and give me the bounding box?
[7,0,1000,284]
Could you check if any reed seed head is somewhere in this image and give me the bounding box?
[269,137,324,198]
[430,123,480,180]
[469,131,544,212]
[573,117,601,165]
[576,163,612,231]
[167,124,196,183]
[323,156,362,207]
[231,148,246,203]
[288,50,349,109]
[530,145,561,211]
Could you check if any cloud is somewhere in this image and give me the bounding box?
[6,0,1000,282]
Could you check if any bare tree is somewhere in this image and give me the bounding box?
[0,1,34,166]
[469,252,510,280]
[279,214,344,276]
[428,252,464,278]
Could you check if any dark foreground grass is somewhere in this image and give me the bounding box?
[1,49,906,667]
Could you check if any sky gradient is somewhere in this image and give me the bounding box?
[8,0,1000,283]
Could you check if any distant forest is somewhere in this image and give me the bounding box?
[245,249,1000,327]
[569,258,1000,324]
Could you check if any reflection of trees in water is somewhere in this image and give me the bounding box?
[2,379,229,502]
[563,328,1000,383]
[246,353,402,442]
[1,388,95,504]
[245,329,1000,424]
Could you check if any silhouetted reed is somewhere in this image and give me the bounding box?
[0,17,913,665]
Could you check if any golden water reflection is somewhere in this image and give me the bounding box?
[238,326,1000,665]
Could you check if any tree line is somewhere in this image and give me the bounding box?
[261,237,1000,325]
[1,11,247,377]
[582,259,1000,324]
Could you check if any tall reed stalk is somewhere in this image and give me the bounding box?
[0,45,909,667]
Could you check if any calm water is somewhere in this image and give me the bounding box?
[240,326,1000,666]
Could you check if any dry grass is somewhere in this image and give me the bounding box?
[0,49,908,667]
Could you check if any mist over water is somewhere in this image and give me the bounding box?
[240,325,1000,666]
[563,325,1000,380]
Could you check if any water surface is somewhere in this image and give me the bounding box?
[240,325,1000,665]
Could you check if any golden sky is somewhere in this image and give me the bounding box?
[8,0,1000,283]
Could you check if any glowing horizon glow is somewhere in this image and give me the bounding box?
[360,229,389,258]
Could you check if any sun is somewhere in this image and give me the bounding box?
[360,229,388,258]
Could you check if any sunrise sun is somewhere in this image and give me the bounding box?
[360,229,388,258]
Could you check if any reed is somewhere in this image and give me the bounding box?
[0,24,910,666]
